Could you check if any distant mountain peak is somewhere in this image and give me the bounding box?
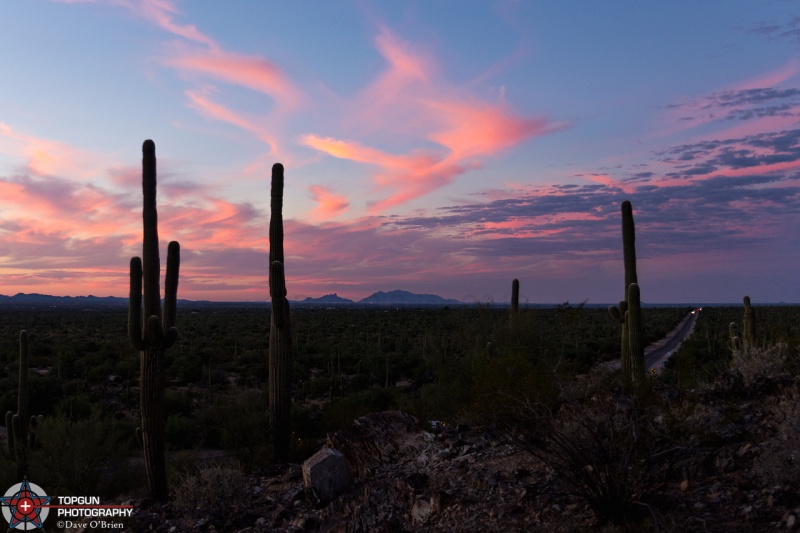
[297,293,354,304]
[359,290,461,305]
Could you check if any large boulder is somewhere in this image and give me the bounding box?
[302,447,350,506]
[326,410,433,478]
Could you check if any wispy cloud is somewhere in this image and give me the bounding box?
[307,185,349,221]
[167,47,301,113]
[304,27,562,214]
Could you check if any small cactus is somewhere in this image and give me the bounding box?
[5,411,13,457]
[18,331,29,449]
[3,331,33,477]
[28,416,38,450]
[511,279,519,317]
[729,322,741,352]
[742,296,755,351]
[486,341,497,357]
[11,414,25,479]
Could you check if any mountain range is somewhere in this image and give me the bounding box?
[0,290,464,307]
[299,290,462,306]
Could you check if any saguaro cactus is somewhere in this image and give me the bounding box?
[269,163,293,461]
[729,322,741,352]
[5,331,31,478]
[742,296,755,351]
[17,331,28,452]
[608,200,641,386]
[511,279,520,317]
[128,139,180,502]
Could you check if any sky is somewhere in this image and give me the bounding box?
[0,1,799,304]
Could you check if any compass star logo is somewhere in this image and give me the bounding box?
[0,478,50,530]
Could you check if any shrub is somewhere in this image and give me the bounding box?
[730,343,788,387]
[165,415,202,450]
[753,385,800,489]
[199,388,268,467]
[30,411,137,496]
[172,463,246,523]
[513,390,663,527]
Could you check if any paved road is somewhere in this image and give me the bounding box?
[645,308,701,373]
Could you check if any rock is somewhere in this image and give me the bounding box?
[303,447,351,506]
[411,497,432,524]
[326,411,434,478]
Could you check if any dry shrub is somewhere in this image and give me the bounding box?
[753,385,800,489]
[514,391,663,527]
[730,342,788,387]
[172,463,246,522]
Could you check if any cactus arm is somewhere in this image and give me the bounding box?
[163,241,180,329]
[129,257,144,351]
[162,241,180,348]
[608,305,621,322]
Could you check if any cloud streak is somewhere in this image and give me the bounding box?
[303,27,561,213]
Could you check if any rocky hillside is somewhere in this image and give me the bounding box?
[126,344,800,532]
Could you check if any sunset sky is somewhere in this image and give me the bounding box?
[1,1,799,303]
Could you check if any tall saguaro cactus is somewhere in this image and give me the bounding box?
[128,139,180,502]
[17,331,28,451]
[511,278,520,317]
[9,331,30,479]
[608,200,643,386]
[742,296,755,351]
[269,163,293,461]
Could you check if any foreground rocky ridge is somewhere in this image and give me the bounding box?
[126,358,800,533]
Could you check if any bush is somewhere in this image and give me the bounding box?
[730,343,788,387]
[512,386,664,527]
[29,411,137,496]
[199,388,268,468]
[172,463,246,524]
[753,385,800,489]
[165,415,203,450]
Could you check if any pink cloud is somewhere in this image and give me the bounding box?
[185,90,280,157]
[301,134,466,213]
[308,185,350,220]
[304,26,560,214]
[425,99,559,160]
[168,48,301,112]
[735,59,800,91]
[0,122,109,179]
[139,0,217,48]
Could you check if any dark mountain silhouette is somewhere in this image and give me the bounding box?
[296,293,354,304]
[358,290,462,305]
